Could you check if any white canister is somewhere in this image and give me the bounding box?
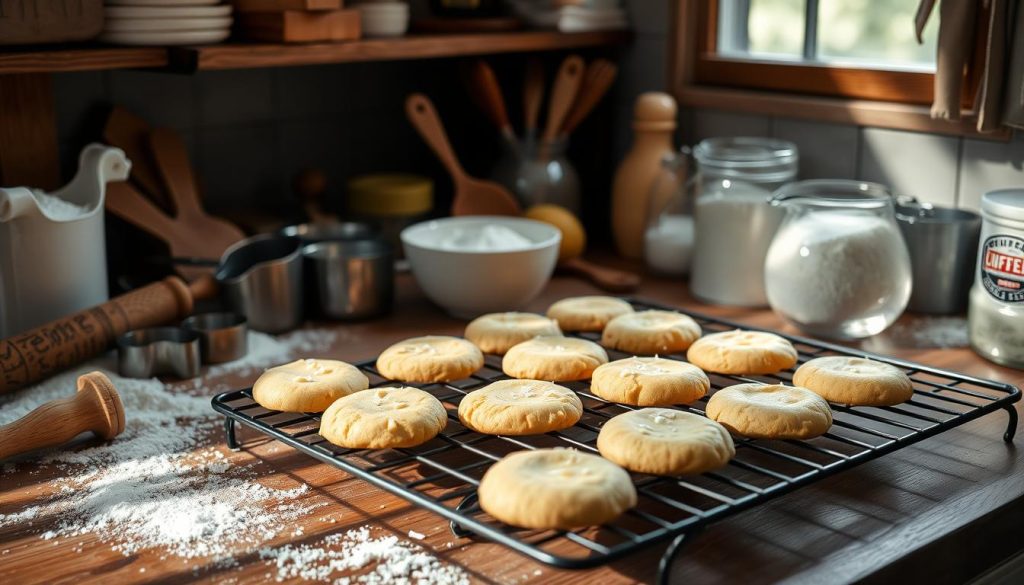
[968,189,1024,368]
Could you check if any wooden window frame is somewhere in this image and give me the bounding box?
[669,0,1008,139]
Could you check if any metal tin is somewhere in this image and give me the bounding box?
[303,239,394,320]
[117,327,201,379]
[181,312,247,364]
[216,234,303,334]
[896,202,981,314]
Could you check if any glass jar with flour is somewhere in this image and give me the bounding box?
[643,148,695,276]
[765,180,912,340]
[689,137,798,306]
[968,189,1024,368]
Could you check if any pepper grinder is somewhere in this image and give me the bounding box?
[611,93,678,259]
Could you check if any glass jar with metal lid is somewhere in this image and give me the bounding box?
[968,189,1024,368]
[347,174,433,263]
[689,137,799,306]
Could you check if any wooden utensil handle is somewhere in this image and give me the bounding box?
[149,128,204,218]
[105,181,181,240]
[0,276,206,395]
[560,257,641,293]
[0,372,125,461]
[543,55,585,143]
[405,93,467,180]
[523,57,545,135]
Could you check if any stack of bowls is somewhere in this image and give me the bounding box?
[352,1,409,38]
[100,0,233,45]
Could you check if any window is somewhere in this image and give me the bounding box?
[689,0,986,106]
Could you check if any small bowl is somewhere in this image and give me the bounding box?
[401,216,560,318]
[356,5,409,37]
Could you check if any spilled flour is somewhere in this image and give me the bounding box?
[0,328,466,583]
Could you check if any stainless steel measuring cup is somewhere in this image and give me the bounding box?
[896,200,982,314]
[303,239,393,320]
[216,234,303,333]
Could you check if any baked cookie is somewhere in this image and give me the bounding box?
[705,383,832,439]
[464,312,562,355]
[686,330,798,375]
[252,358,369,413]
[793,356,914,406]
[478,448,636,529]
[590,357,709,406]
[376,336,484,383]
[319,386,448,449]
[546,296,634,332]
[458,379,582,435]
[597,408,735,476]
[502,336,608,381]
[601,310,702,354]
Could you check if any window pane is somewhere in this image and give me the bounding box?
[816,0,937,70]
[718,0,806,60]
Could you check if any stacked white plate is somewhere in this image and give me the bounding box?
[101,0,233,45]
[352,1,409,38]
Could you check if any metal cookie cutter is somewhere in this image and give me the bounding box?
[117,327,201,379]
[181,312,248,364]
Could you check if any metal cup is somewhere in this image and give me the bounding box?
[216,234,304,333]
[303,239,393,320]
[897,202,982,314]
[280,221,376,244]
[181,312,248,364]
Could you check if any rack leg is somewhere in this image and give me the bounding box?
[449,493,478,538]
[657,530,699,585]
[1003,405,1018,443]
[225,417,239,450]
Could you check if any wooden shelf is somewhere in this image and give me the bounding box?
[0,31,628,75]
[0,46,168,74]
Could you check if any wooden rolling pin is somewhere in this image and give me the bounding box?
[0,372,125,461]
[0,276,217,395]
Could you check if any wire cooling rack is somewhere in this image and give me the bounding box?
[212,298,1020,584]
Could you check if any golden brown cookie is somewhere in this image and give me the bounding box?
[590,357,709,406]
[793,356,914,406]
[464,312,562,355]
[252,358,369,413]
[319,386,448,449]
[478,448,637,529]
[686,330,798,374]
[597,408,735,475]
[376,335,484,383]
[502,335,609,381]
[458,379,582,435]
[601,310,702,354]
[546,296,634,332]
[705,383,832,439]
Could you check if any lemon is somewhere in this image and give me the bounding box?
[524,204,586,262]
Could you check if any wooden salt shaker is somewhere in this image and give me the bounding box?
[611,92,678,259]
[0,372,125,461]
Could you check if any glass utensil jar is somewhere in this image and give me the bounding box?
[643,148,694,276]
[689,137,798,306]
[968,189,1024,368]
[491,137,581,214]
[765,180,912,340]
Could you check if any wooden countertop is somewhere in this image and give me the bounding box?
[2,262,1023,584]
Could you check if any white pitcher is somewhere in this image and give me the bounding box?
[0,144,131,337]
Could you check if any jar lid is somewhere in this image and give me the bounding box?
[694,137,798,183]
[981,189,1024,222]
[348,174,433,217]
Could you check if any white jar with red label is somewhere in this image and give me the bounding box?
[968,189,1024,368]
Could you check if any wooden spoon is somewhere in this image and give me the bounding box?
[523,58,545,140]
[560,257,640,293]
[103,106,173,213]
[560,59,618,138]
[0,372,125,461]
[467,60,517,147]
[542,55,585,144]
[405,93,520,216]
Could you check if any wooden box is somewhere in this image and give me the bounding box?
[237,8,361,43]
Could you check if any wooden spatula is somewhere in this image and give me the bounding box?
[560,59,618,138]
[466,59,517,147]
[523,58,545,141]
[542,55,585,144]
[405,93,520,217]
[103,106,173,213]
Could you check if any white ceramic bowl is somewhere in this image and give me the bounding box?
[356,5,409,37]
[401,216,561,318]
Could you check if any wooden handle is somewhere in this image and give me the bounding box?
[103,106,173,213]
[542,55,585,143]
[149,127,203,218]
[406,93,467,181]
[0,372,125,461]
[293,168,336,223]
[523,57,545,136]
[560,257,640,293]
[105,181,181,242]
[469,60,514,137]
[0,276,196,395]
[561,59,618,137]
